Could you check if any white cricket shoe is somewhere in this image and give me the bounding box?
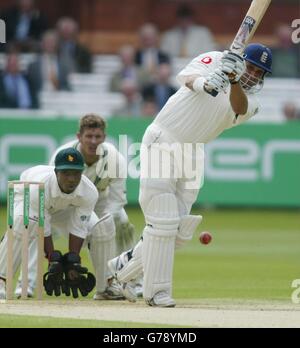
[106,278,125,300]
[14,282,34,299]
[93,278,124,300]
[93,290,116,300]
[120,281,137,302]
[0,279,6,300]
[147,291,176,308]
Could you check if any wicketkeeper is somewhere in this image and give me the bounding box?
[14,114,138,300]
[0,148,101,299]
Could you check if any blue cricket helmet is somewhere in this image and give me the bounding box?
[243,43,272,74]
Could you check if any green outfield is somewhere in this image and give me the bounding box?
[0,206,299,327]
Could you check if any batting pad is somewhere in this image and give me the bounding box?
[117,240,143,283]
[142,226,177,300]
[142,193,179,300]
[176,214,203,249]
[89,214,116,292]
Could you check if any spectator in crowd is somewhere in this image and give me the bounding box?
[135,23,170,75]
[113,78,143,117]
[142,63,177,111]
[271,23,300,78]
[110,45,152,93]
[0,52,35,108]
[56,17,92,73]
[160,4,217,58]
[1,0,48,52]
[27,30,70,101]
[141,100,158,118]
[283,101,300,121]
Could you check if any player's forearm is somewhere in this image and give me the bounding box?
[69,233,84,254]
[185,75,206,92]
[229,83,248,115]
[44,236,54,258]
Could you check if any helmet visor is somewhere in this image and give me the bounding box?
[240,62,265,94]
[240,71,264,94]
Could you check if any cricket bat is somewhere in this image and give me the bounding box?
[209,0,272,96]
[230,0,272,54]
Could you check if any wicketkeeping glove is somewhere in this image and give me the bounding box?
[62,252,96,298]
[204,68,230,95]
[43,250,65,296]
[221,50,246,83]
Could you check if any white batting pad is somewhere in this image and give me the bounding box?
[176,214,203,249]
[143,193,180,231]
[142,193,179,300]
[116,240,143,283]
[142,226,177,300]
[88,214,116,292]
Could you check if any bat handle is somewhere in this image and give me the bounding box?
[210,89,219,97]
[204,85,219,97]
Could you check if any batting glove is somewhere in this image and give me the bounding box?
[221,50,246,83]
[204,68,230,94]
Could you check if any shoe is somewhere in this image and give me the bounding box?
[147,291,176,308]
[93,278,125,300]
[93,288,125,300]
[121,281,137,302]
[106,278,125,299]
[0,279,6,300]
[15,282,34,299]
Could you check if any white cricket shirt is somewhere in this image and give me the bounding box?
[154,51,259,144]
[14,165,98,237]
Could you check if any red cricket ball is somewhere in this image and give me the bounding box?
[199,231,212,245]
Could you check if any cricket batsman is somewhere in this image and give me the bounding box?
[108,44,273,307]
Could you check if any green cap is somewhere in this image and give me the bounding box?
[54,148,84,171]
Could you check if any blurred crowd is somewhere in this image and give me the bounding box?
[0,1,299,120]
